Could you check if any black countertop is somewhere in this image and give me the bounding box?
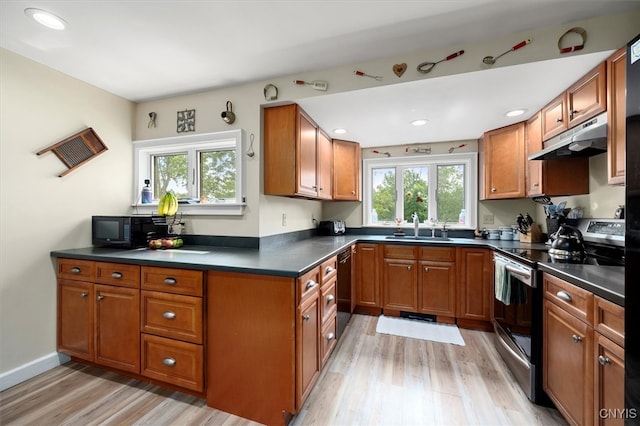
[51,235,623,306]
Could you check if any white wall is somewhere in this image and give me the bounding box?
[0,49,134,376]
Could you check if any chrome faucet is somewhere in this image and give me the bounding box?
[412,213,419,237]
[441,222,449,239]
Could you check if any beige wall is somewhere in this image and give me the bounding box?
[0,49,135,374]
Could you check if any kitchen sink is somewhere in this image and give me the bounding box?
[384,235,449,241]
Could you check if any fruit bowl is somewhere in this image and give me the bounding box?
[148,237,184,250]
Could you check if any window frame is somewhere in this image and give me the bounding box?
[132,129,245,216]
[362,152,477,228]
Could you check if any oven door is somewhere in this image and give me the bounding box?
[493,253,537,401]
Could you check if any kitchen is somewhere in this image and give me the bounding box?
[1,2,639,425]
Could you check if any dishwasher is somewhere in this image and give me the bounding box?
[336,247,352,339]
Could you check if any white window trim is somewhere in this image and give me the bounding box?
[132,129,246,216]
[362,152,477,228]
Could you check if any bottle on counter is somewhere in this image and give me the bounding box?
[141,179,152,204]
[372,209,378,223]
[458,209,466,224]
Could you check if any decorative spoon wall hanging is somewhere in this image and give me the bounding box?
[293,79,328,91]
[354,70,383,81]
[482,39,532,65]
[417,50,465,74]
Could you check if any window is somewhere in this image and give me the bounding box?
[133,130,245,215]
[363,153,477,228]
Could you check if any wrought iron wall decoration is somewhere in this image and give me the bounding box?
[177,109,195,133]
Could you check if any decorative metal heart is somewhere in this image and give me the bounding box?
[393,63,407,77]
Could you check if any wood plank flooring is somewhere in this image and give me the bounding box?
[0,314,567,425]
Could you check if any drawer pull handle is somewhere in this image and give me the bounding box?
[303,314,310,321]
[162,311,176,320]
[556,290,572,302]
[424,267,429,272]
[97,295,104,301]
[70,267,81,274]
[164,277,177,285]
[555,117,563,123]
[326,294,335,303]
[571,334,583,343]
[305,280,316,290]
[325,266,334,274]
[570,109,578,117]
[80,292,88,298]
[491,188,497,193]
[162,357,176,367]
[327,332,335,341]
[598,355,611,366]
[111,272,123,279]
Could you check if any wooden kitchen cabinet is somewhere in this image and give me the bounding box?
[297,289,320,408]
[58,279,94,361]
[332,139,361,201]
[418,247,456,319]
[354,243,381,312]
[383,257,418,312]
[456,248,492,327]
[525,111,589,197]
[567,62,606,129]
[541,93,568,141]
[316,130,333,199]
[607,46,626,185]
[479,122,526,199]
[595,333,625,426]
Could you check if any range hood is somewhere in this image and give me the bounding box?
[528,112,608,160]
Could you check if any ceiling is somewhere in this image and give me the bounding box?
[1,1,638,147]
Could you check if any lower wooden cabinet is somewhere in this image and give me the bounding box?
[456,248,492,324]
[354,243,380,310]
[141,333,204,392]
[297,292,320,407]
[594,333,625,426]
[382,257,417,311]
[58,279,94,360]
[418,260,456,317]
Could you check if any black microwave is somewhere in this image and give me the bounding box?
[92,216,168,248]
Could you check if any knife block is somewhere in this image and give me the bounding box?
[520,223,543,243]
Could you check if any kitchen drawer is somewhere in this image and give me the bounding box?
[543,273,593,325]
[383,244,417,260]
[95,262,140,288]
[320,315,337,367]
[141,266,203,297]
[319,256,338,284]
[298,266,320,303]
[594,296,624,348]
[320,278,337,325]
[141,290,203,344]
[420,246,456,262]
[57,258,95,281]
[141,333,203,392]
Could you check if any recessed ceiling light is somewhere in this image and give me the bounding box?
[333,128,347,134]
[411,119,428,126]
[25,8,68,30]
[505,109,527,117]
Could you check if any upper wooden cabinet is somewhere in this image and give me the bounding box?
[316,130,333,200]
[332,139,361,201]
[479,121,526,200]
[607,46,626,185]
[525,112,589,197]
[540,62,607,142]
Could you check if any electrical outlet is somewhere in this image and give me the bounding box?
[483,214,495,225]
[282,213,287,227]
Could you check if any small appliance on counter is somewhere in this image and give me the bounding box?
[92,215,169,248]
[318,220,346,236]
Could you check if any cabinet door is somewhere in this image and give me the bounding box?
[297,293,320,408]
[543,299,594,426]
[382,258,417,311]
[481,122,525,199]
[58,279,94,361]
[595,333,625,426]
[418,261,456,317]
[567,62,606,128]
[332,139,361,200]
[316,130,333,200]
[607,47,626,185]
[525,112,544,197]
[95,284,140,373]
[456,248,492,321]
[297,110,318,197]
[541,94,568,141]
[354,244,380,308]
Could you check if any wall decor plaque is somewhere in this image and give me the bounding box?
[177,109,195,133]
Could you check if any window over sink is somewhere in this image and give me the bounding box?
[363,153,477,228]
[133,130,245,215]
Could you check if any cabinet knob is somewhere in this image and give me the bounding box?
[162,357,176,367]
[407,265,412,270]
[305,280,316,290]
[164,277,177,285]
[424,267,429,272]
[555,117,563,123]
[111,272,123,279]
[533,183,539,187]
[598,355,611,366]
[326,294,335,303]
[556,290,573,303]
[571,334,583,343]
[351,190,356,195]
[303,314,310,321]
[491,188,497,193]
[80,292,88,298]
[326,332,335,341]
[319,187,324,191]
[162,311,176,320]
[97,295,104,301]
[326,266,334,274]
[70,267,81,274]
[570,109,578,117]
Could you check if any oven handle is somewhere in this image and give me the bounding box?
[494,321,530,369]
[505,264,531,280]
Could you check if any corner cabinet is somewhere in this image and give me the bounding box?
[479,122,526,199]
[332,139,361,201]
[607,46,626,185]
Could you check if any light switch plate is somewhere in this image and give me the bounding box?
[483,214,495,225]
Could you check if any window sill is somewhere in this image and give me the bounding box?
[131,203,246,216]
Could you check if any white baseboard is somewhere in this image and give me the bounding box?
[0,352,71,392]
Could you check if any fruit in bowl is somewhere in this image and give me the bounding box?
[148,237,183,249]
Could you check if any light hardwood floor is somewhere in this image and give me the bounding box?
[0,314,567,425]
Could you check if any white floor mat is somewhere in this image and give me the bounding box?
[375,315,465,346]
